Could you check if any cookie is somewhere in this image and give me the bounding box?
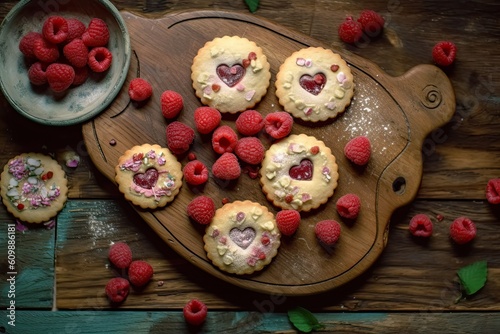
[203,200,281,275]
[275,47,354,122]
[115,144,183,209]
[260,134,339,212]
[0,153,68,223]
[191,35,271,113]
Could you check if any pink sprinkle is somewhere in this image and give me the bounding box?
[245,90,255,101]
[236,83,245,91]
[337,72,346,83]
[304,107,313,116]
[203,86,212,95]
[296,58,306,66]
[16,220,28,232]
[44,219,56,230]
[247,257,257,266]
[326,101,336,110]
[236,212,246,222]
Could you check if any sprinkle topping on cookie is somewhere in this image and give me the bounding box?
[275,47,355,122]
[119,149,177,201]
[5,156,61,210]
[191,36,271,113]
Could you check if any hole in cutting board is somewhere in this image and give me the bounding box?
[392,176,406,194]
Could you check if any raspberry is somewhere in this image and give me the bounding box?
[336,193,361,220]
[344,136,371,165]
[72,66,89,86]
[108,242,133,269]
[187,195,216,225]
[63,38,89,68]
[183,299,208,326]
[264,111,293,139]
[46,63,75,93]
[42,16,68,44]
[235,110,264,136]
[19,32,42,58]
[450,217,476,245]
[432,41,457,67]
[166,121,195,155]
[275,209,301,236]
[486,178,500,204]
[234,137,265,165]
[66,18,86,41]
[315,220,341,246]
[33,37,59,63]
[357,10,385,36]
[408,214,433,238]
[212,153,241,180]
[28,62,47,86]
[212,125,238,154]
[194,107,221,134]
[82,18,110,47]
[128,260,154,287]
[88,46,113,72]
[160,90,183,119]
[128,78,152,102]
[105,277,130,304]
[338,16,363,44]
[183,160,209,186]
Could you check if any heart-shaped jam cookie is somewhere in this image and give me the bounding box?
[133,168,159,189]
[299,73,326,95]
[229,227,256,249]
[289,159,313,180]
[216,64,245,87]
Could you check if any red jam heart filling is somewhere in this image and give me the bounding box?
[229,227,256,249]
[133,168,159,189]
[216,64,245,87]
[299,73,326,95]
[289,159,313,180]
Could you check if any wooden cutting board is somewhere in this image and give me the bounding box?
[82,10,455,296]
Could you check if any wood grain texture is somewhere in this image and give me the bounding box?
[0,0,498,329]
[0,0,498,200]
[0,206,55,309]
[55,199,500,311]
[1,310,500,333]
[81,10,454,295]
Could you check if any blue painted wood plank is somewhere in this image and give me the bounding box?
[0,208,55,309]
[1,311,500,334]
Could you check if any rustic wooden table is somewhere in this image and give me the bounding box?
[1,0,499,333]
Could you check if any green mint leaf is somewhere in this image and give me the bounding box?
[244,0,259,13]
[457,260,488,296]
[287,307,325,333]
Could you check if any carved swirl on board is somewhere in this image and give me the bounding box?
[421,84,442,109]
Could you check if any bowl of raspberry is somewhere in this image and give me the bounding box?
[0,0,131,126]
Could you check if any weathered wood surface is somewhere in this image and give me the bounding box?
[81,9,455,296]
[0,0,498,200]
[1,310,500,334]
[0,206,55,309]
[0,0,499,332]
[53,199,500,311]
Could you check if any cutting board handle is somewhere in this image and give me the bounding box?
[375,64,455,245]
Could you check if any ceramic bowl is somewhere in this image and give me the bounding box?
[0,0,131,126]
